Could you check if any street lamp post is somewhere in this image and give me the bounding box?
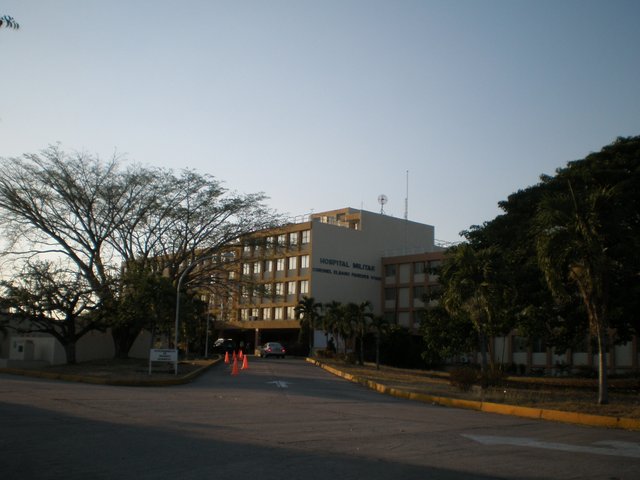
[174,252,232,373]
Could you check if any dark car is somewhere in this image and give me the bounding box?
[212,338,236,353]
[259,342,286,358]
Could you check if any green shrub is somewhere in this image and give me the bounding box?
[449,366,478,391]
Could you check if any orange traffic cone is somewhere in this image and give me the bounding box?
[231,356,239,376]
[239,349,244,360]
[224,351,229,364]
[241,354,248,370]
[232,350,237,361]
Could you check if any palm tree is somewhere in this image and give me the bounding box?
[535,182,614,404]
[294,296,322,355]
[321,300,343,353]
[369,314,390,370]
[345,301,373,365]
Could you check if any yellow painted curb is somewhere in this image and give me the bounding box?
[307,358,640,431]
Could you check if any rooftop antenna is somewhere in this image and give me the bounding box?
[378,194,388,215]
[404,170,409,220]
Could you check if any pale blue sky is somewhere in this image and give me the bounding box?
[2,1,639,242]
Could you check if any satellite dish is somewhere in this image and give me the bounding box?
[378,194,388,214]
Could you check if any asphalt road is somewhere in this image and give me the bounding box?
[1,357,639,480]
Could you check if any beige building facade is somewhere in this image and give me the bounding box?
[215,207,438,350]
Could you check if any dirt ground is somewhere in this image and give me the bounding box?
[316,360,640,420]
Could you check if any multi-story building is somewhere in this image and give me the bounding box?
[214,207,439,351]
[380,251,446,330]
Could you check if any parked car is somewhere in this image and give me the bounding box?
[212,338,236,354]
[259,342,286,358]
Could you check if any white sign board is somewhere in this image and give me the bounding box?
[149,348,178,375]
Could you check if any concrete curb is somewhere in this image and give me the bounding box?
[307,358,640,431]
[0,358,221,387]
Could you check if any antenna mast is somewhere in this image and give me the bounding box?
[377,194,388,215]
[404,170,409,220]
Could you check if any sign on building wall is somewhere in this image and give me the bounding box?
[313,257,381,281]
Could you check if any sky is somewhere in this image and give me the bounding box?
[1,1,639,243]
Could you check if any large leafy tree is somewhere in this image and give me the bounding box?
[440,243,515,372]
[535,183,615,404]
[0,261,102,363]
[533,136,640,404]
[0,146,280,360]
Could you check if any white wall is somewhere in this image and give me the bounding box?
[310,210,435,315]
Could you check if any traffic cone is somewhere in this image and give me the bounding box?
[239,349,244,360]
[241,354,248,370]
[231,356,239,376]
[232,350,237,361]
[224,351,229,364]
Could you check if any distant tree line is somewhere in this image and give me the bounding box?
[421,136,640,404]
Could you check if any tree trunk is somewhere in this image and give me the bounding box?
[111,325,140,359]
[596,328,609,405]
[479,332,488,373]
[64,342,77,364]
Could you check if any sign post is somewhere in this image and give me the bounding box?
[149,348,178,375]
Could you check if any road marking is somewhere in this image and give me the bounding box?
[462,434,640,459]
[267,381,290,388]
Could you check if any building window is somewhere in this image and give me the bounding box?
[384,287,396,300]
[287,281,296,295]
[241,285,250,298]
[301,230,310,244]
[265,260,273,272]
[300,255,309,268]
[277,234,286,247]
[413,261,426,274]
[398,287,410,308]
[242,263,251,275]
[288,256,297,270]
[513,336,528,353]
[266,236,275,249]
[253,261,262,274]
[398,312,411,328]
[532,337,547,353]
[413,285,426,300]
[251,308,260,320]
[241,309,250,320]
[428,260,442,274]
[274,307,283,320]
[289,232,298,245]
[383,312,396,324]
[263,308,272,320]
[399,263,411,283]
[276,258,286,271]
[287,306,296,319]
[299,280,309,294]
[385,264,396,278]
[275,283,284,297]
